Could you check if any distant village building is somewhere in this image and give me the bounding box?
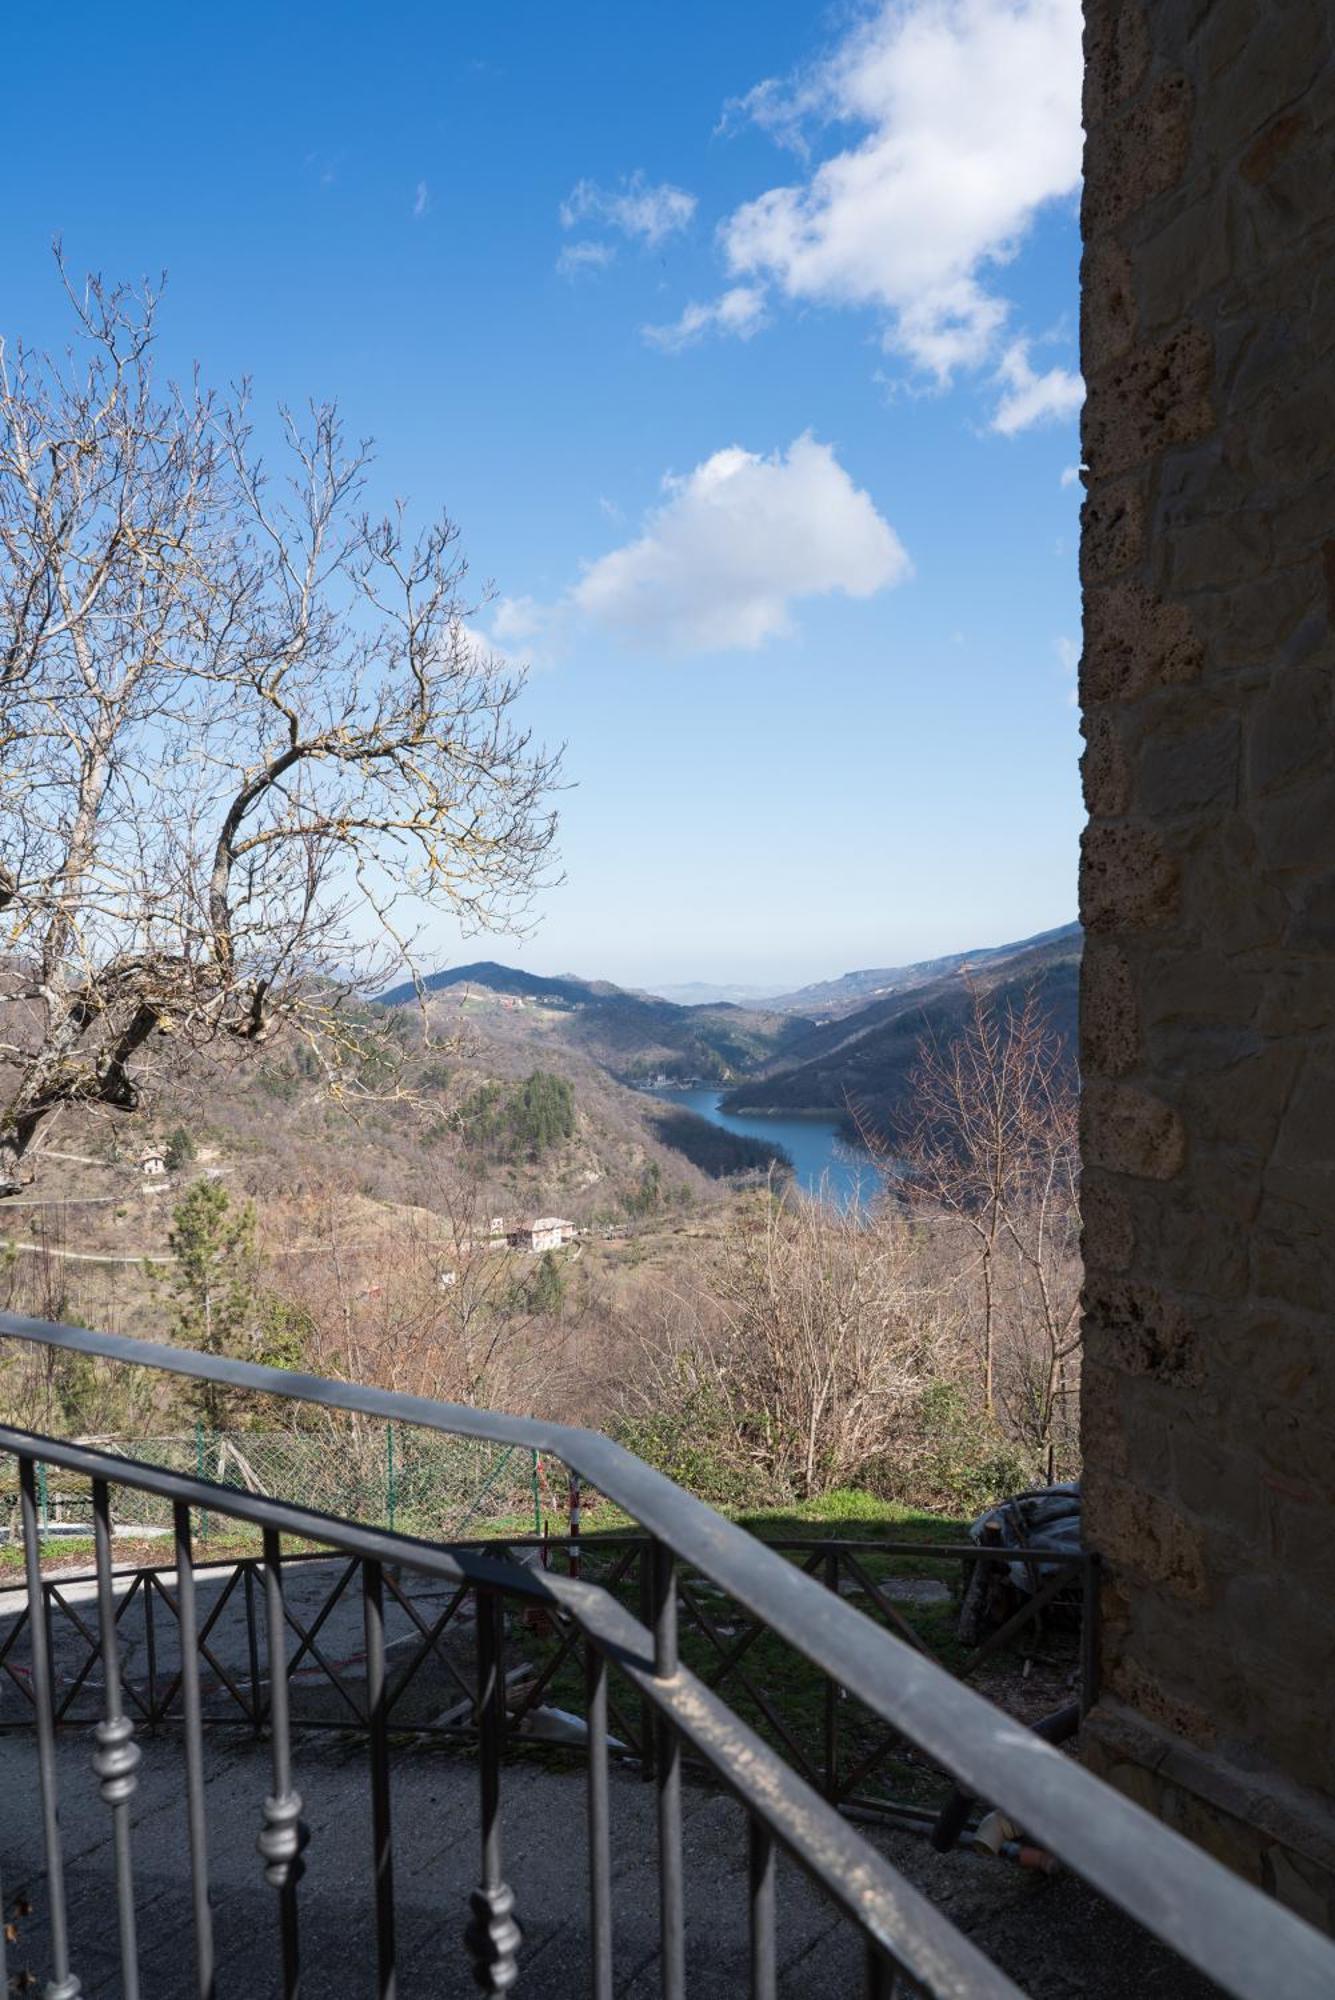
[489,1216,506,1237]
[507,1217,576,1254]
[138,1151,168,1177]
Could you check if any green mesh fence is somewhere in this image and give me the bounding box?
[9,1426,556,1546]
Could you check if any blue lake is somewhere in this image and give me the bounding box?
[654,1087,883,1211]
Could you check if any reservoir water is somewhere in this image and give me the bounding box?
[654,1087,882,1211]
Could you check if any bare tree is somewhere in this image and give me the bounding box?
[625,1181,939,1502]
[880,977,1081,1476]
[0,259,559,1194]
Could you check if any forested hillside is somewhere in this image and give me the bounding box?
[723,927,1081,1141]
[381,962,813,1083]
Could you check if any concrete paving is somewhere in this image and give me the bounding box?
[0,1559,1226,1998]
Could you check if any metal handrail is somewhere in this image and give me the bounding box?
[3,1310,1334,1999]
[0,1423,1015,1998]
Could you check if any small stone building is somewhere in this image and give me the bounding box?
[507,1217,576,1255]
[1078,0,1335,1927]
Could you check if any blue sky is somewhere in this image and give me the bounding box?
[4,0,1086,992]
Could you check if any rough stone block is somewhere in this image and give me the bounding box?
[1081,1171,1136,1271]
[1080,475,1146,583]
[1164,499,1274,594]
[1153,1191,1252,1303]
[1082,941,1140,1075]
[1170,1428,1263,1541]
[1085,1276,1203,1383]
[1081,822,1180,931]
[1083,1080,1187,1180]
[1287,871,1335,951]
[1136,712,1239,817]
[1187,817,1290,952]
[1081,706,1132,816]
[1138,948,1265,1030]
[1248,665,1333,797]
[1081,580,1204,699]
[1179,1042,1303,1160]
[1204,560,1324,670]
[1161,1785,1267,1886]
[1082,0,1151,129]
[1083,323,1215,477]
[1133,182,1237,329]
[1082,74,1194,237]
[1081,238,1138,375]
[1252,774,1335,872]
[1084,1472,1209,1600]
[1240,109,1306,186]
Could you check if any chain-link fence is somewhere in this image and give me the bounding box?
[3,1425,575,1547]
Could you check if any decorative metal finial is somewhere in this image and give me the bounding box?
[465,1881,521,1993]
[257,1788,309,1891]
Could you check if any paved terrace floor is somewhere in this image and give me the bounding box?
[0,1558,1226,1998]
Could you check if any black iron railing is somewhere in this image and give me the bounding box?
[0,1534,1095,1828]
[1,1309,1333,2000]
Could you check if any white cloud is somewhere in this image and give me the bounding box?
[412,180,430,220]
[642,285,767,352]
[1060,463,1082,487]
[560,173,697,246]
[491,596,548,647]
[716,0,1083,380]
[571,433,910,652]
[990,339,1084,435]
[557,239,617,278]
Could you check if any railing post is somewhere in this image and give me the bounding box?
[257,1529,308,1998]
[638,1539,656,1781]
[174,1503,216,1995]
[823,1545,841,1803]
[363,1559,396,2000]
[244,1560,263,1731]
[143,1569,158,1731]
[92,1479,141,2000]
[748,1818,776,2000]
[20,1457,81,1999]
[465,1588,521,1994]
[385,1424,396,1535]
[585,1640,613,2000]
[651,1537,685,2000]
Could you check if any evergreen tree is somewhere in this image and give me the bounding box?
[157,1181,259,1429]
[528,1250,566,1316]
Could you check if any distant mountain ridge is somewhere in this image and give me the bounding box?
[379,961,621,1009]
[378,961,812,1085]
[763,922,1081,1018]
[722,923,1082,1141]
[377,923,1081,1116]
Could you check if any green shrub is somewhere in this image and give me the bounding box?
[613,1385,771,1511]
[904,1382,1034,1515]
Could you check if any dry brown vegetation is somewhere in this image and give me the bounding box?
[1,978,1080,1520]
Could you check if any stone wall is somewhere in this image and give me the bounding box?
[1078,0,1335,1928]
